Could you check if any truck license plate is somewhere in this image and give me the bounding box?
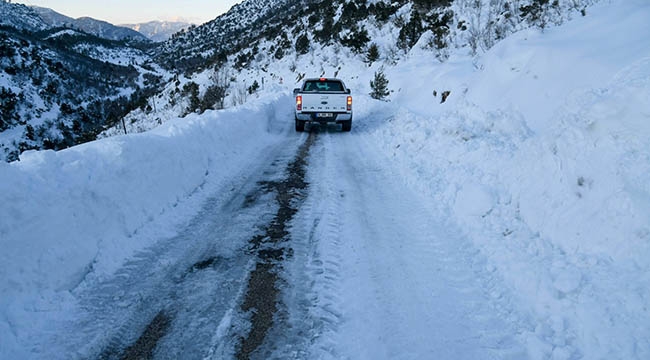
[317,113,333,118]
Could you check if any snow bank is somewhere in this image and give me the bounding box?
[0,93,291,357]
[360,0,650,358]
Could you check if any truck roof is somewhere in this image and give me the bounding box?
[303,77,343,82]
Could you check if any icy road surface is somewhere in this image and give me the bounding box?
[276,128,527,359]
[43,126,528,360]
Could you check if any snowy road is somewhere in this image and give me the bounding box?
[273,127,528,359]
[36,125,529,360]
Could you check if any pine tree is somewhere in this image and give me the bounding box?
[398,10,425,50]
[182,82,200,114]
[247,80,260,94]
[520,0,556,30]
[366,43,380,65]
[202,84,226,111]
[370,69,390,101]
[295,34,310,55]
[274,47,284,60]
[314,3,337,43]
[340,26,370,54]
[413,0,453,11]
[24,124,35,141]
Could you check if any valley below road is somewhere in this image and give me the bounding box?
[42,125,529,360]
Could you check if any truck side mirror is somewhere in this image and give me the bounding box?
[346,89,351,94]
[293,88,300,95]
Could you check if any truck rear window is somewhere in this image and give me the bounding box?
[303,80,344,92]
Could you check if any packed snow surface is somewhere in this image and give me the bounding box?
[2,0,649,358]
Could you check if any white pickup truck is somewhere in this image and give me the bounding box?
[293,78,352,132]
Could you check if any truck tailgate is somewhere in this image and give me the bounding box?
[301,94,349,112]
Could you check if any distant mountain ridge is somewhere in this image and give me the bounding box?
[121,20,192,42]
[31,6,149,41]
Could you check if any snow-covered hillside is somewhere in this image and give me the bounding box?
[0,1,49,32]
[0,1,163,162]
[0,23,163,162]
[1,0,649,358]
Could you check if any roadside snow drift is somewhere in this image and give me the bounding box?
[360,1,650,358]
[0,93,290,357]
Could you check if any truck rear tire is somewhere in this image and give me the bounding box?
[295,118,305,132]
[341,120,352,132]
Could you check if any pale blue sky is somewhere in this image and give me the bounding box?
[17,0,241,25]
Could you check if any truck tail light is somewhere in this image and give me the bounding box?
[347,96,352,111]
[296,95,302,111]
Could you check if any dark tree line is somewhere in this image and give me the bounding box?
[0,26,164,161]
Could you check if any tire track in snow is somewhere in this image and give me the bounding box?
[293,129,530,359]
[265,128,347,359]
[232,132,316,360]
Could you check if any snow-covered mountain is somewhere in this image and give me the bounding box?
[3,0,650,357]
[156,0,292,71]
[156,0,599,75]
[121,20,193,42]
[0,3,162,162]
[31,6,150,42]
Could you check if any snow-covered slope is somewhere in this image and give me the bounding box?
[0,26,161,162]
[0,1,48,31]
[360,1,650,358]
[0,1,163,162]
[155,0,291,70]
